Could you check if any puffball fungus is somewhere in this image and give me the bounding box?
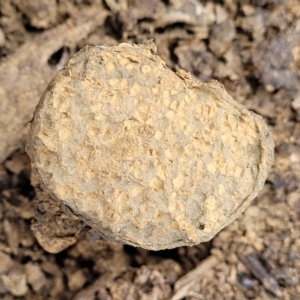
[26,41,274,250]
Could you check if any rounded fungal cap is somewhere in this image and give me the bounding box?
[26,42,274,250]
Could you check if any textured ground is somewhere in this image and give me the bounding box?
[0,0,300,299]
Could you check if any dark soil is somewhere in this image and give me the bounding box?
[0,0,300,299]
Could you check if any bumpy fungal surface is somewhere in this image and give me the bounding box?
[26,42,274,250]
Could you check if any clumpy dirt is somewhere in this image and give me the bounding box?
[0,0,300,299]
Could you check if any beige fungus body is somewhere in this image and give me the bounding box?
[26,42,274,250]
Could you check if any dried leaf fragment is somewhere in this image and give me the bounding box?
[26,42,274,250]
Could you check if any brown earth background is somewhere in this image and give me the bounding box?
[0,0,300,299]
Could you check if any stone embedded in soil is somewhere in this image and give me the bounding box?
[24,263,46,292]
[26,42,274,250]
[2,267,28,297]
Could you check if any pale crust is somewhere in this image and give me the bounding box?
[26,42,274,250]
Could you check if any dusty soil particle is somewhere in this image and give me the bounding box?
[12,0,57,29]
